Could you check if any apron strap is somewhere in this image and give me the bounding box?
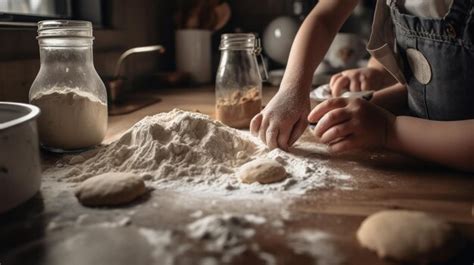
[367,0,407,84]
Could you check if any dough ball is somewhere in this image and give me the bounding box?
[75,172,146,206]
[357,210,460,263]
[237,159,287,184]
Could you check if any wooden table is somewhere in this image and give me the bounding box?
[1,86,473,265]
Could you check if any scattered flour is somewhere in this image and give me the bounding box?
[47,214,133,231]
[185,213,276,264]
[183,214,343,265]
[49,210,342,265]
[186,214,266,252]
[138,228,185,264]
[44,109,352,195]
[290,230,344,265]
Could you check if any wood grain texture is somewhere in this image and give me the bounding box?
[0,86,473,265]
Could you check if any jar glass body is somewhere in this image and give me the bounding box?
[215,34,263,129]
[29,20,107,152]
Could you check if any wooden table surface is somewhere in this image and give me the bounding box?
[1,86,473,265]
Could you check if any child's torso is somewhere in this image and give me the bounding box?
[368,0,474,121]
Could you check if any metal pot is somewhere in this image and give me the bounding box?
[0,102,41,213]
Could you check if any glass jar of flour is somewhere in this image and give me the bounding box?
[215,33,267,129]
[29,20,107,152]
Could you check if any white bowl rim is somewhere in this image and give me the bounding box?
[0,102,41,131]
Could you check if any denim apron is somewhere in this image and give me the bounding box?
[388,0,474,121]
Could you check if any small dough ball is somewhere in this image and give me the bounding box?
[75,172,146,206]
[237,159,287,184]
[357,210,460,263]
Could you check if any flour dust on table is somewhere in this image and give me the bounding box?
[44,109,352,195]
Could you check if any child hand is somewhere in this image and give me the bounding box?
[250,88,310,150]
[329,67,390,97]
[308,98,395,153]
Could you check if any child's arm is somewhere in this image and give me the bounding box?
[250,0,360,150]
[308,98,474,172]
[388,117,474,172]
[370,82,408,114]
[279,0,360,91]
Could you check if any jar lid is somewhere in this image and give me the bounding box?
[37,20,93,39]
[219,33,257,50]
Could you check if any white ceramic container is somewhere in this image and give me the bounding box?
[0,102,41,213]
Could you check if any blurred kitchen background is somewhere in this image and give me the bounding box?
[0,0,375,103]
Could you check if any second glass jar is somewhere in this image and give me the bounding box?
[215,33,265,129]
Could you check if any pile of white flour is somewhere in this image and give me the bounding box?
[45,109,351,195]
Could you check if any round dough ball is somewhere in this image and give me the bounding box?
[75,172,146,206]
[357,210,460,263]
[237,159,287,184]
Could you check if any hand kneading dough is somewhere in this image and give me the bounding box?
[75,172,146,206]
[237,159,287,184]
[357,210,460,263]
